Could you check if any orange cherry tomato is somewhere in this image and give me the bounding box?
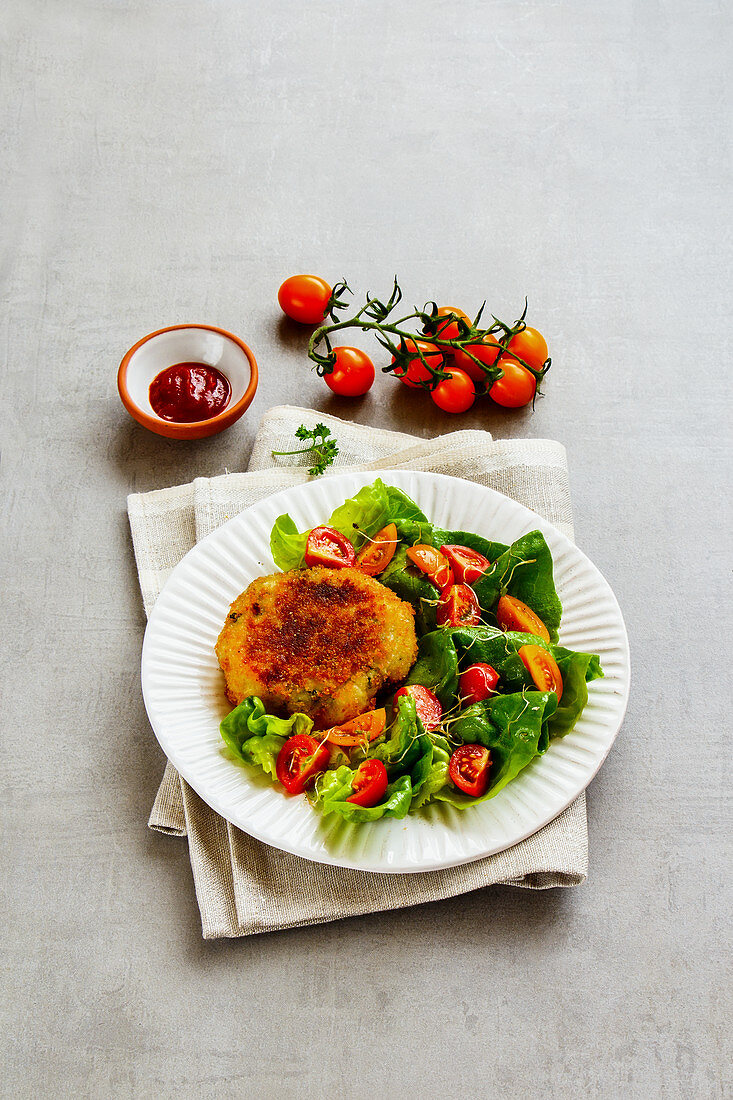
[406,544,454,590]
[356,523,398,576]
[496,594,550,641]
[448,744,491,797]
[518,645,564,700]
[427,306,472,345]
[489,356,536,408]
[322,708,387,747]
[393,684,443,731]
[345,759,389,806]
[437,583,481,627]
[392,338,443,388]
[507,326,548,370]
[278,274,332,325]
[453,335,503,382]
[430,367,475,414]
[276,734,331,794]
[324,347,375,396]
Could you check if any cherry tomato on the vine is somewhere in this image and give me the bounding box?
[448,744,492,797]
[324,346,375,397]
[345,759,389,807]
[459,663,500,705]
[489,357,536,408]
[453,335,503,383]
[431,367,475,414]
[507,326,548,370]
[427,306,472,345]
[276,734,330,794]
[278,274,332,325]
[393,684,443,731]
[304,526,356,569]
[393,338,443,389]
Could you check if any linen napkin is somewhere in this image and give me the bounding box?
[128,405,587,939]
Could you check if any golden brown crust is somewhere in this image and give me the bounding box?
[215,566,417,727]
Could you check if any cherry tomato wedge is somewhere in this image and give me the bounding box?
[346,759,389,807]
[453,335,503,382]
[393,684,443,731]
[406,544,453,590]
[276,734,330,794]
[496,594,550,641]
[448,744,491,797]
[459,663,499,705]
[392,338,443,389]
[518,644,564,700]
[278,274,332,325]
[489,357,536,408]
[437,583,481,627]
[324,346,375,397]
[441,543,491,585]
[356,523,398,576]
[322,708,386,747]
[304,526,356,569]
[430,367,475,413]
[507,326,548,370]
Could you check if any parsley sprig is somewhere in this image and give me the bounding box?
[271,423,339,477]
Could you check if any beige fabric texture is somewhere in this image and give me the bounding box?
[128,405,587,939]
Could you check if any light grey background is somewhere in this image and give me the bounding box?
[2,1,730,1097]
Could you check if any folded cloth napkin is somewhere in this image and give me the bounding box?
[128,406,587,938]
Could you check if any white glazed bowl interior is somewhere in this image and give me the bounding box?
[125,328,253,421]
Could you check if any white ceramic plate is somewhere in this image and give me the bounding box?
[141,471,630,873]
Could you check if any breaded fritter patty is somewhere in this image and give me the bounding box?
[215,566,418,728]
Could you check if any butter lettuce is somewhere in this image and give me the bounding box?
[220,696,313,778]
[314,768,413,822]
[473,529,562,641]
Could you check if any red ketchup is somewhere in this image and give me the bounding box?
[149,362,231,423]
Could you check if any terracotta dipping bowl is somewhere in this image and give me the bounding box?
[118,323,258,439]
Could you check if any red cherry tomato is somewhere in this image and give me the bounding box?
[324,346,375,397]
[453,336,503,382]
[392,338,443,389]
[393,684,443,731]
[507,326,548,370]
[345,759,389,806]
[304,526,356,569]
[490,357,536,408]
[426,306,472,346]
[406,544,454,590]
[356,523,398,576]
[441,543,491,585]
[278,274,332,325]
[459,663,500,705]
[430,368,475,414]
[448,744,492,797]
[276,734,330,794]
[437,583,481,627]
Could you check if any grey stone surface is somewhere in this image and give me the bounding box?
[1,0,730,1096]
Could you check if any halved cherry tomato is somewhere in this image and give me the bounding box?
[489,357,536,408]
[346,759,389,806]
[406,544,453,590]
[453,335,503,382]
[278,274,332,325]
[356,523,398,576]
[518,644,564,700]
[430,367,475,413]
[496,594,550,641]
[437,583,481,627]
[425,306,472,346]
[393,684,443,731]
[392,338,443,389]
[322,708,386,747]
[441,543,491,585]
[448,744,491,797]
[507,326,548,370]
[324,347,375,397]
[304,526,356,569]
[276,734,330,794]
[459,663,499,705]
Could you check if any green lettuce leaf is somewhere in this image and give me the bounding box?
[314,767,413,822]
[473,530,563,641]
[410,734,452,810]
[220,696,314,778]
[405,630,459,707]
[379,545,439,634]
[432,528,509,564]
